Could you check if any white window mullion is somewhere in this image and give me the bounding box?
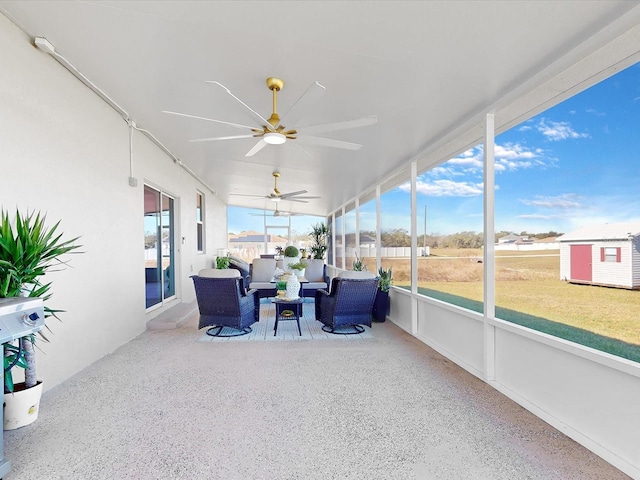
[483,113,496,382]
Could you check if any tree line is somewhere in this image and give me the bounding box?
[348,229,563,248]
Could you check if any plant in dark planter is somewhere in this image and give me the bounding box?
[0,209,81,428]
[372,267,393,322]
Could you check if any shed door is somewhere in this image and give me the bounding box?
[570,244,592,281]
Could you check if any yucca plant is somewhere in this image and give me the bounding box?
[377,267,393,292]
[309,222,329,260]
[352,254,366,271]
[0,209,81,392]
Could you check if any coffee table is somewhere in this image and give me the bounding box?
[272,297,304,336]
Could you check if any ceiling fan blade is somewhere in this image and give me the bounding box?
[284,196,321,200]
[296,135,362,150]
[228,193,269,198]
[206,81,273,130]
[189,134,257,143]
[286,198,309,203]
[279,190,308,198]
[279,81,326,127]
[162,110,255,131]
[245,139,268,157]
[293,142,314,158]
[296,115,378,135]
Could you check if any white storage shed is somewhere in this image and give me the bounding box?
[558,222,640,289]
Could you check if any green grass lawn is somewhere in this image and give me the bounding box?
[415,285,640,363]
[388,251,640,363]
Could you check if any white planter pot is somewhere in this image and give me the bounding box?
[4,381,43,430]
[294,268,305,278]
[282,256,299,273]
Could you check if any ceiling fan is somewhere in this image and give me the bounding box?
[249,205,302,218]
[231,171,320,203]
[163,77,377,157]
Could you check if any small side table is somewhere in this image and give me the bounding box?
[272,298,304,336]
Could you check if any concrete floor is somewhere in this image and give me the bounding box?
[3,305,631,479]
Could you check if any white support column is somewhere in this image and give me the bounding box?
[330,212,335,268]
[483,113,496,381]
[355,197,360,260]
[341,206,346,270]
[411,161,418,335]
[376,185,381,271]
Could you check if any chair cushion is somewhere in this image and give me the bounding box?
[248,281,275,290]
[338,271,376,279]
[228,255,250,277]
[251,258,277,282]
[304,281,328,290]
[303,259,325,282]
[199,269,240,278]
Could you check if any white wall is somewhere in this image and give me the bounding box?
[389,291,640,478]
[0,16,227,390]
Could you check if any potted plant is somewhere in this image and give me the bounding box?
[352,254,366,271]
[275,280,287,298]
[0,209,81,429]
[282,245,299,272]
[288,261,306,278]
[372,267,392,322]
[216,253,230,269]
[309,222,329,260]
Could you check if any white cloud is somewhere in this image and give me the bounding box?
[520,193,583,209]
[409,179,483,197]
[586,108,605,117]
[536,119,589,141]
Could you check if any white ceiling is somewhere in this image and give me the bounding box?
[2,1,639,216]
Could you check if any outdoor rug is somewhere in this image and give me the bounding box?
[197,299,374,342]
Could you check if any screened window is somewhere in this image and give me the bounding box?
[493,61,640,363]
[196,191,204,253]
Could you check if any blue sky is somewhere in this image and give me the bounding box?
[230,62,640,237]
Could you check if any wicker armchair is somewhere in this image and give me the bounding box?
[315,272,379,334]
[191,269,260,337]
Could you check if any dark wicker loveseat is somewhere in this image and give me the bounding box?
[191,269,259,337]
[315,272,379,334]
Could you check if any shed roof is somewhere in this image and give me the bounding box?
[558,222,640,242]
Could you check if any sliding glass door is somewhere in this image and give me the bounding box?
[144,185,176,309]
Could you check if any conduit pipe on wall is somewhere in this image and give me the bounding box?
[32,37,216,195]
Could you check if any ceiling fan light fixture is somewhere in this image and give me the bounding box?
[263,132,286,145]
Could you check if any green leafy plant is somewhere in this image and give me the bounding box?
[0,209,81,393]
[378,267,393,292]
[284,246,299,258]
[275,280,287,291]
[216,254,230,269]
[309,222,329,260]
[288,261,306,271]
[352,254,366,271]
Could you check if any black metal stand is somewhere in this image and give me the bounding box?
[322,324,365,335]
[206,325,252,337]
